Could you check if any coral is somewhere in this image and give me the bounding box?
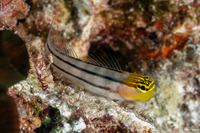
[145,43,200,132]
[0,0,199,133]
[9,69,157,132]
[0,0,29,29]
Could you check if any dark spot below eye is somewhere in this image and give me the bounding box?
[141,86,145,90]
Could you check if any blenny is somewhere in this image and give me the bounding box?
[45,28,155,101]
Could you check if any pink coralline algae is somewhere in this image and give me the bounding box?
[0,0,29,30]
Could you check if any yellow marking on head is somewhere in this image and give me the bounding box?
[118,73,155,101]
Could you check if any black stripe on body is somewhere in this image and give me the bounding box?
[52,63,111,90]
[47,42,125,84]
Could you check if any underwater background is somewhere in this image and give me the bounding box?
[0,0,200,132]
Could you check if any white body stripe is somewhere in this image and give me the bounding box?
[45,41,129,100]
[52,64,124,100]
[46,40,129,80]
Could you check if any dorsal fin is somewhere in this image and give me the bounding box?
[84,51,123,72]
[47,16,78,59]
[47,17,122,72]
[57,44,79,58]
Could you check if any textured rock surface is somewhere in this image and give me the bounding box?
[0,0,200,132]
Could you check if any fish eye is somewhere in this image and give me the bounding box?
[141,86,145,90]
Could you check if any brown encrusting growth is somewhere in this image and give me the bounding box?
[90,114,134,133]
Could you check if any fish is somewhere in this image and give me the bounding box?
[45,28,155,101]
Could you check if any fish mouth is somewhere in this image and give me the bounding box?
[148,82,155,91]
